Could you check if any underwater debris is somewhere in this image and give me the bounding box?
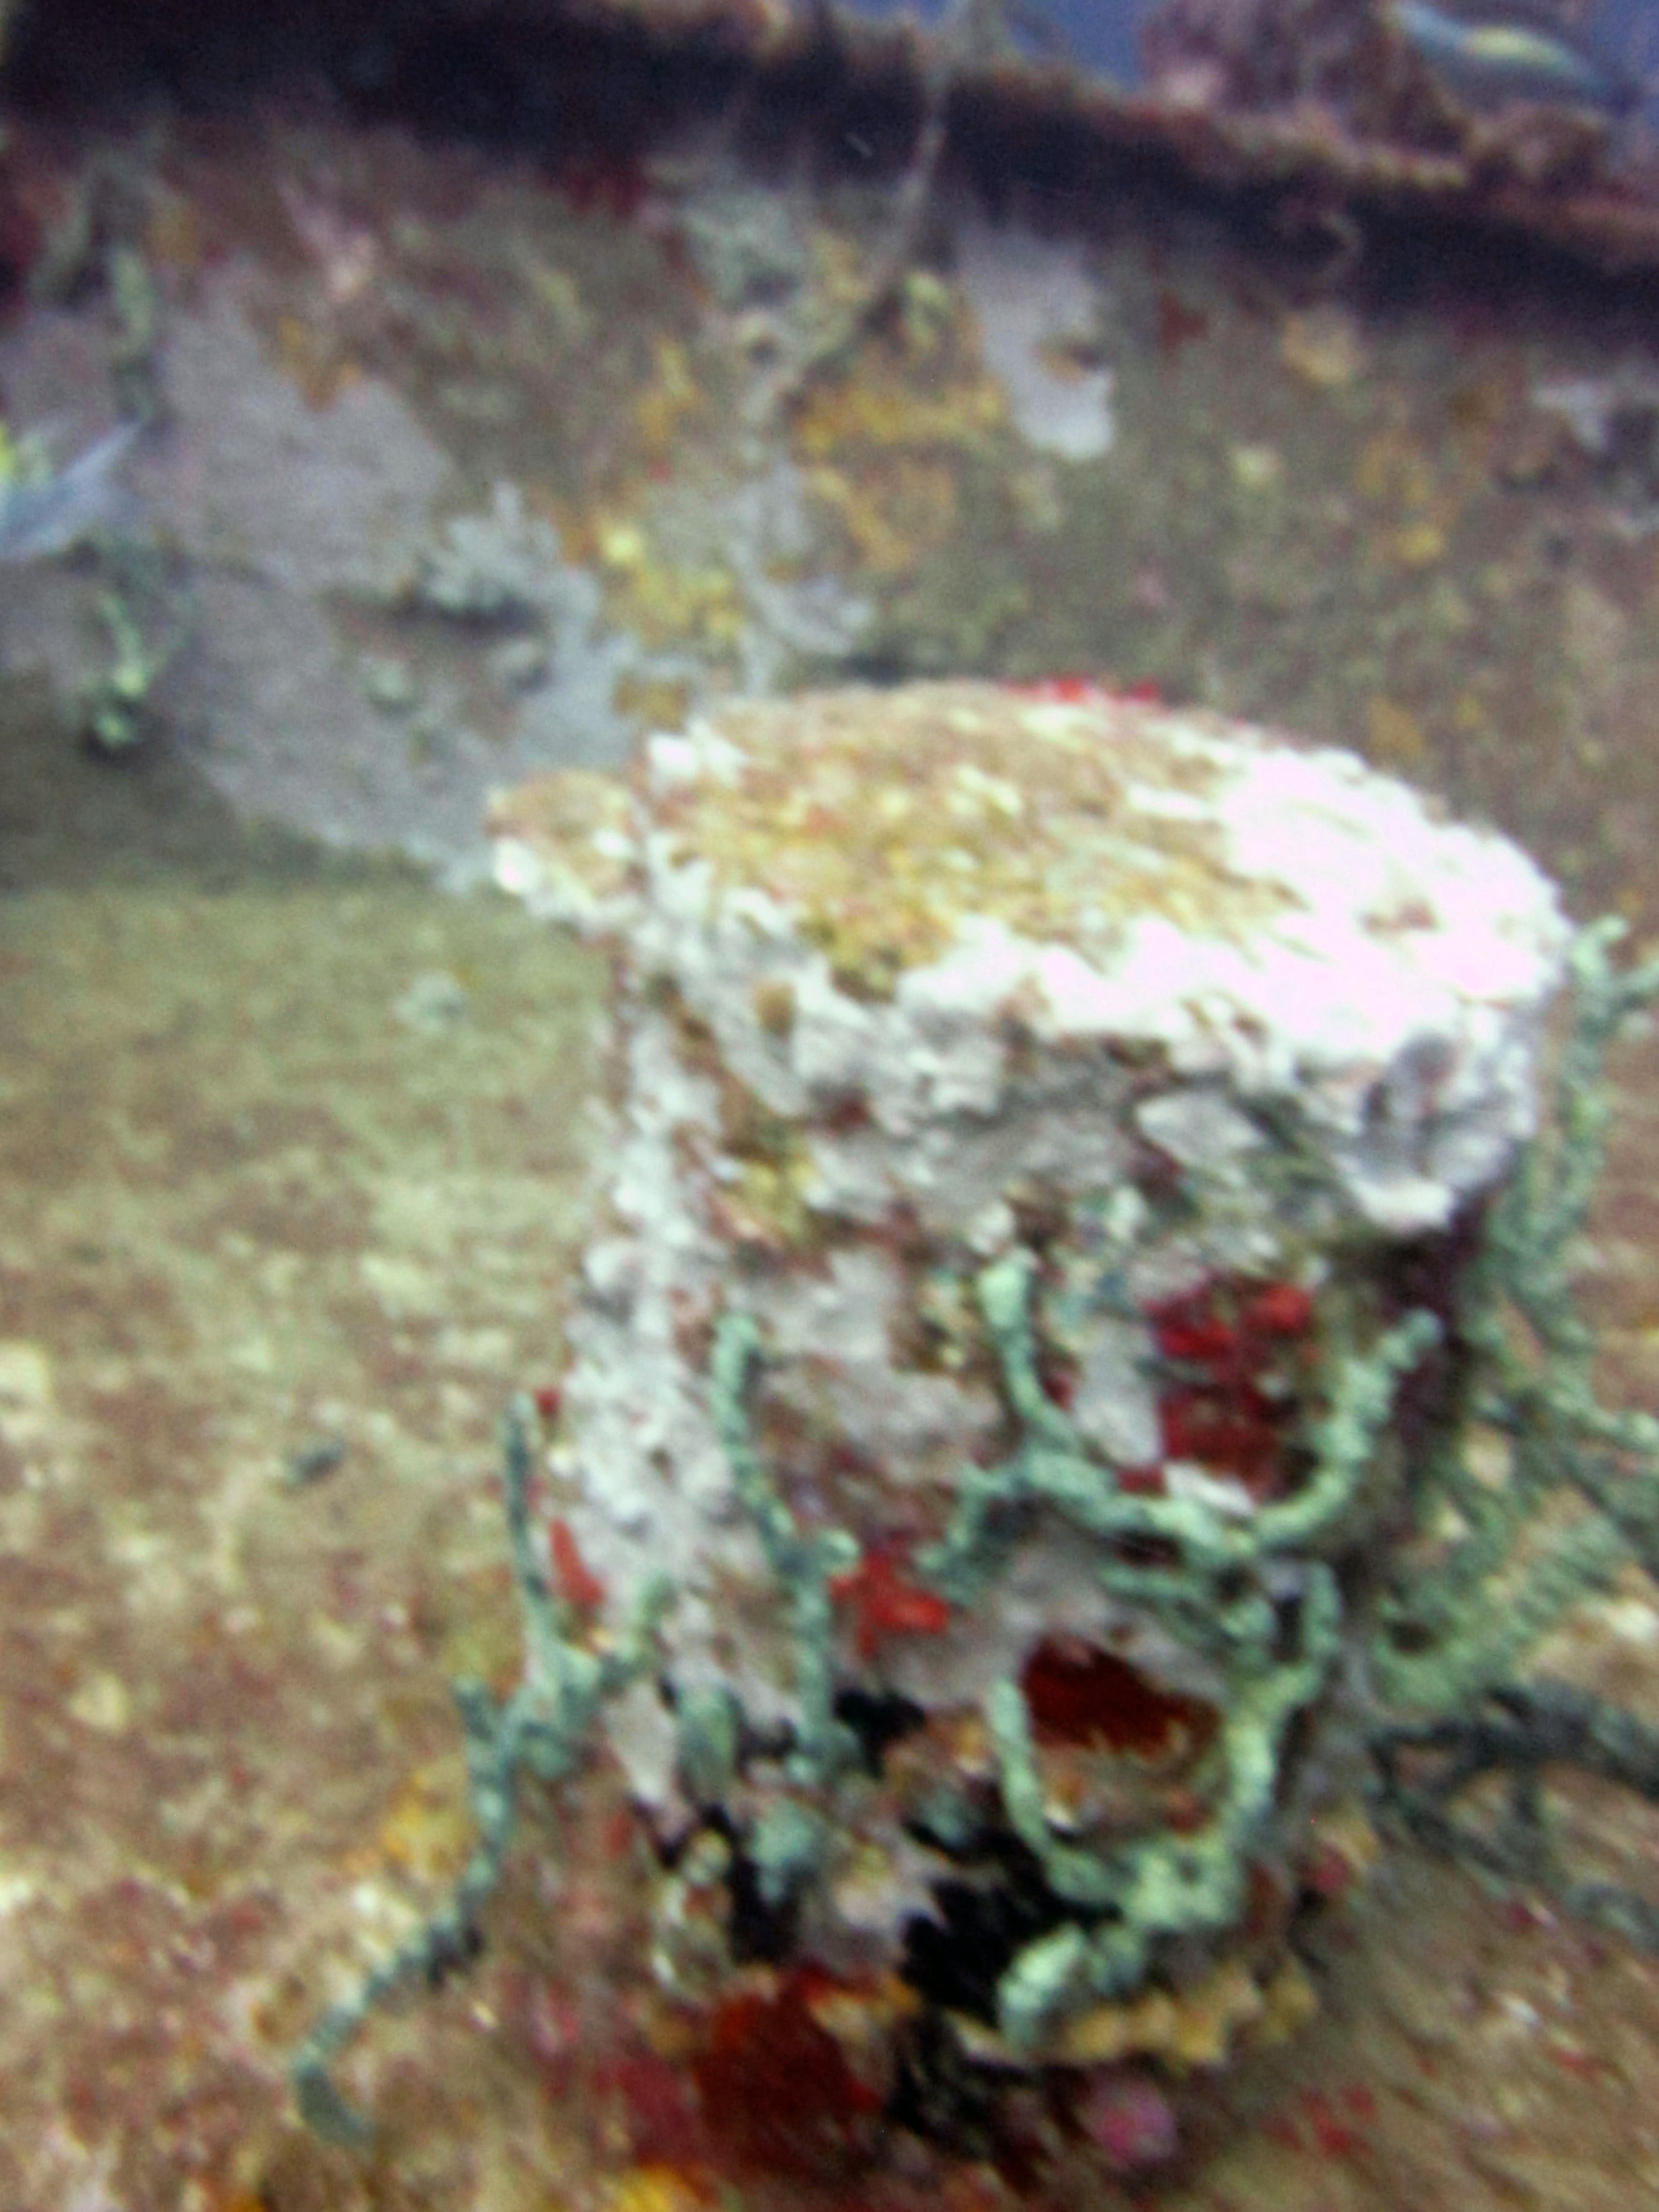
[454,682,1564,2147]
[297,685,1659,2167]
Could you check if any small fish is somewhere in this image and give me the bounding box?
[1385,0,1643,114]
[0,421,139,563]
[285,1434,348,1488]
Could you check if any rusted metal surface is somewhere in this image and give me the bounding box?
[7,0,1659,275]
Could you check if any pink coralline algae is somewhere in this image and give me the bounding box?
[1076,2064,1181,2171]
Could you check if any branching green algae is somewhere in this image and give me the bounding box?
[710,1313,861,1787]
[919,1249,1437,1627]
[1370,919,1659,1713]
[1367,919,1659,1923]
[293,1400,670,2147]
[914,1255,1432,2049]
[295,920,1659,2142]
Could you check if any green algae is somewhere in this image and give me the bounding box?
[1371,920,1659,1712]
[293,1398,671,2145]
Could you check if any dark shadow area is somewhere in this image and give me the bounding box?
[8,0,1659,322]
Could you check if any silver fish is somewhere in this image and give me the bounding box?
[1386,0,1643,114]
[0,421,139,563]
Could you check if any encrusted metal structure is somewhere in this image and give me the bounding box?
[294,680,1659,2157]
[11,0,1659,281]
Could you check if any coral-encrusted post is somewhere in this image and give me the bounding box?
[489,680,1567,2120]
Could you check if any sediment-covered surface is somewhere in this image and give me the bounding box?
[2,705,1658,2210]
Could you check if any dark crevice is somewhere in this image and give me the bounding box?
[725,1839,801,1964]
[900,1834,1078,2023]
[834,1684,927,1776]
